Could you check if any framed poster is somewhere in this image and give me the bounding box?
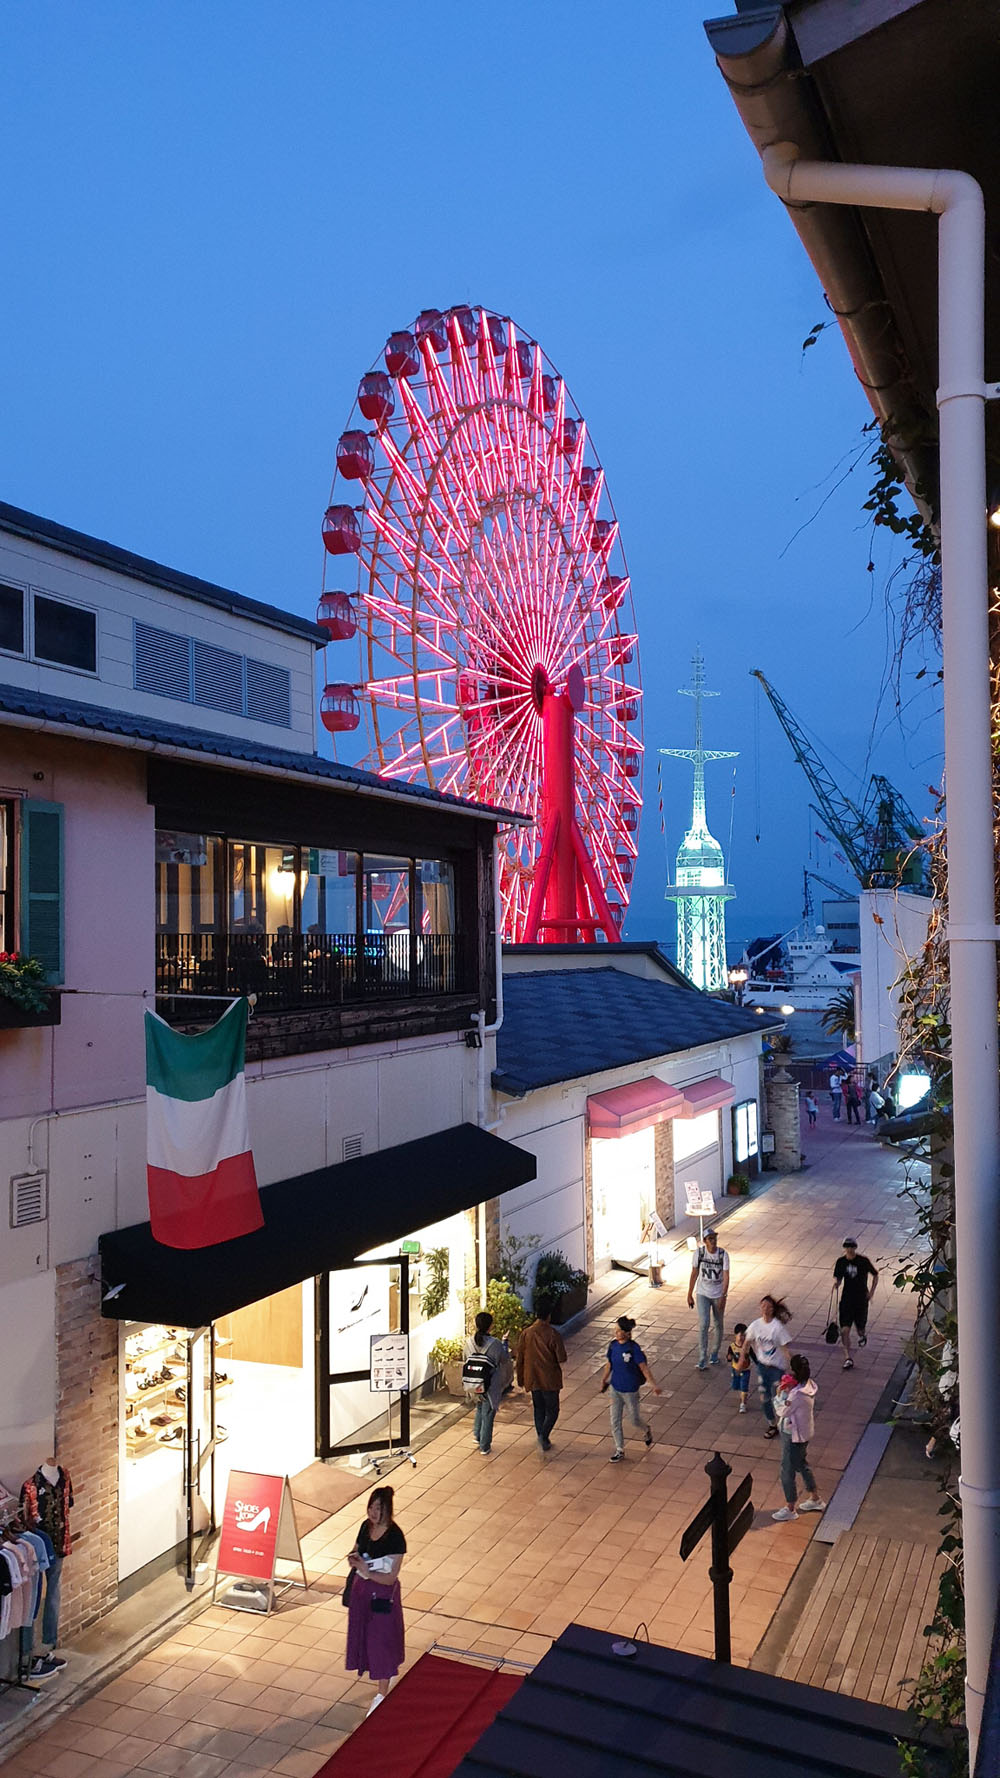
[370,1332,409,1393]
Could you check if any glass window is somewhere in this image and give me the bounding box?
[155,833,222,934]
[673,1109,720,1164]
[417,860,455,936]
[362,855,410,933]
[732,1099,759,1165]
[33,594,97,672]
[0,800,15,949]
[229,841,297,934]
[0,583,24,655]
[301,849,358,936]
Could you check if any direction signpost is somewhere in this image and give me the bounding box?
[679,1452,753,1662]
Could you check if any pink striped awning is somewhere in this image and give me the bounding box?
[678,1075,735,1117]
[587,1076,685,1139]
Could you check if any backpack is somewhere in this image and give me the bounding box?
[462,1348,498,1395]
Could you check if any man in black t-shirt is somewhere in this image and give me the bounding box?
[834,1238,878,1370]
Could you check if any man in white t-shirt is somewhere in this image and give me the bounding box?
[739,1296,793,1437]
[687,1227,730,1369]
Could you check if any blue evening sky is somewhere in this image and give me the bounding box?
[0,2,941,952]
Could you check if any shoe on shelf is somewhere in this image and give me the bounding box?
[29,1656,62,1680]
[609,1450,625,1463]
[644,1426,653,1447]
[764,1424,779,1439]
[798,1499,827,1513]
[843,1358,855,1371]
[771,1507,798,1522]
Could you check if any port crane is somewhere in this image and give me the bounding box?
[751,670,929,893]
[802,868,856,923]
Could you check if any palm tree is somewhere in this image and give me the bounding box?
[819,985,856,1044]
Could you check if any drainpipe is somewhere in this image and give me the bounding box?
[763,146,1000,1760]
[472,839,507,1296]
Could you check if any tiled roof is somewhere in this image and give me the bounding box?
[494,966,780,1093]
[0,500,327,644]
[0,681,523,821]
[502,940,691,987]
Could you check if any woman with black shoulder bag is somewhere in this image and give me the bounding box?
[344,1485,406,1716]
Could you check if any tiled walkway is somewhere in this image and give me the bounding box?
[5,1117,924,1777]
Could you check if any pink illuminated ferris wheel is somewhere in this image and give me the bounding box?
[318,306,642,943]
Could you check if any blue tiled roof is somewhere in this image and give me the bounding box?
[0,681,522,821]
[0,500,327,644]
[494,967,781,1093]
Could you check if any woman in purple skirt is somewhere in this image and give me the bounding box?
[345,1485,407,1715]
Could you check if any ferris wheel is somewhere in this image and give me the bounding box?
[317,306,642,943]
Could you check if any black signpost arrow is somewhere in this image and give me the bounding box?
[678,1452,753,1662]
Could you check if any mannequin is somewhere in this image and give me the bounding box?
[19,1457,73,1677]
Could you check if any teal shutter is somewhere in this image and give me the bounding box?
[20,800,64,984]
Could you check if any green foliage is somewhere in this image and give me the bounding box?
[818,986,857,1042]
[727,1174,750,1196]
[862,432,939,562]
[427,1335,463,1369]
[0,951,48,1013]
[484,1276,527,1344]
[494,1229,540,1294]
[420,1246,450,1320]
[532,1249,588,1313]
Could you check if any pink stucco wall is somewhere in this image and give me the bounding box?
[0,730,154,1121]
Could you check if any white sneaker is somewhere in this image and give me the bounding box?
[738,1401,747,1413]
[798,1499,827,1512]
[771,1506,798,1522]
[366,1693,385,1717]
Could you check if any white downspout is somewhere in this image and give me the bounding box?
[764,145,1000,1761]
[473,839,507,1297]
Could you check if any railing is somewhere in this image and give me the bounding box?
[156,930,461,1014]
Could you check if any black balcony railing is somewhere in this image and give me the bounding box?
[156,930,461,1014]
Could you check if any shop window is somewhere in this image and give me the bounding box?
[33,593,97,673]
[0,582,25,656]
[732,1099,759,1167]
[301,848,358,937]
[363,854,411,932]
[673,1109,719,1164]
[155,832,223,934]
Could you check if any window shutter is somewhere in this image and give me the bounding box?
[20,800,65,983]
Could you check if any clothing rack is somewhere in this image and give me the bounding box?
[0,1508,39,1698]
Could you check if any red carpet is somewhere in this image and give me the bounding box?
[316,1651,523,1778]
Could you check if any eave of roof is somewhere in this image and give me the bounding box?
[0,681,529,824]
[494,966,783,1095]
[502,940,694,989]
[0,500,328,646]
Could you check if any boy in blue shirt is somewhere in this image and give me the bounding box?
[599,1315,662,1462]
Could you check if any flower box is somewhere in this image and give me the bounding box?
[550,1280,588,1325]
[0,991,61,1030]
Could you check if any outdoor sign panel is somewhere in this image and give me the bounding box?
[214,1471,307,1612]
[684,1181,717,1217]
[370,1332,409,1393]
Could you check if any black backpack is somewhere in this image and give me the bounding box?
[462,1347,498,1394]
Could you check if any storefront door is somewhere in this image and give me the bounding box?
[591,1128,655,1273]
[183,1325,217,1588]
[316,1257,410,1459]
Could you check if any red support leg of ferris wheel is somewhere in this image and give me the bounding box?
[522,669,620,944]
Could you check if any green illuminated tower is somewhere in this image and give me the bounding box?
[661,650,737,990]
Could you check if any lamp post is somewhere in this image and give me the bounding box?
[728,965,748,1006]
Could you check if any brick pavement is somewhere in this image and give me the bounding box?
[3,1116,925,1777]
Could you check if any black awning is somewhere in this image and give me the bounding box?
[99,1122,535,1327]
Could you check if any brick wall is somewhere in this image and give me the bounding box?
[54,1258,119,1641]
[583,1138,594,1282]
[653,1119,675,1229]
[765,1070,802,1172]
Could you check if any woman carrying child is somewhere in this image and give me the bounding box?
[771,1354,826,1521]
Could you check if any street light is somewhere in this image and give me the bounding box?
[728,965,748,1006]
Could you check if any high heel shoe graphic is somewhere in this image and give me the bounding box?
[239,1505,271,1534]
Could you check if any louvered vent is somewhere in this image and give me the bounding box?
[342,1134,364,1162]
[246,657,291,727]
[135,623,191,700]
[10,1171,47,1228]
[193,641,244,715]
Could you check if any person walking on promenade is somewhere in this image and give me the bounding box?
[844,1075,862,1125]
[864,1072,878,1123]
[738,1295,793,1438]
[687,1226,730,1369]
[771,1355,826,1521]
[463,1310,511,1454]
[345,1485,406,1716]
[834,1238,878,1369]
[517,1295,567,1452]
[599,1314,662,1462]
[727,1322,750,1412]
[804,1093,818,1128]
[829,1070,842,1119]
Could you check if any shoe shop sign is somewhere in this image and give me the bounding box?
[214,1471,307,1612]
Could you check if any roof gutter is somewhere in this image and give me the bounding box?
[763,142,998,1765]
[705,6,937,518]
[0,705,530,825]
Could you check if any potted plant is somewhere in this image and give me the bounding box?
[531,1250,589,1325]
[428,1335,465,1397]
[0,952,60,1029]
[726,1173,751,1197]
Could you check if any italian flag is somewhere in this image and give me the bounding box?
[145,999,263,1249]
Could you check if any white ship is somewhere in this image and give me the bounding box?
[741,924,860,1011]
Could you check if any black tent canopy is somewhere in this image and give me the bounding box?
[99,1121,535,1327]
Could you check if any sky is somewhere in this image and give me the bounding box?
[0,3,942,954]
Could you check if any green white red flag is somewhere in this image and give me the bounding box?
[145,999,263,1249]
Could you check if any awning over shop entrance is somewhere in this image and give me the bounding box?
[99,1122,536,1328]
[587,1076,684,1139]
[678,1075,734,1116]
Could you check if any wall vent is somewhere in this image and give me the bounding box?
[135,622,191,701]
[246,657,292,727]
[342,1134,364,1162]
[10,1170,48,1228]
[133,622,291,727]
[193,640,244,715]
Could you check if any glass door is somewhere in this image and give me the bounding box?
[184,1325,217,1588]
[316,1257,409,1458]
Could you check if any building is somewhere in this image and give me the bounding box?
[491,945,777,1290]
[0,503,533,1654]
[661,651,737,992]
